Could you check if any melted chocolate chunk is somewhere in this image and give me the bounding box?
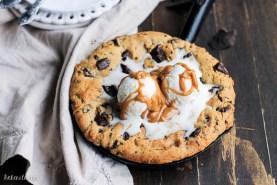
[200,77,206,84]
[122,132,130,140]
[82,67,94,77]
[102,103,112,109]
[112,38,120,46]
[96,58,110,70]
[209,85,223,94]
[150,45,166,63]
[103,85,118,97]
[213,62,229,74]
[183,52,192,59]
[111,140,118,149]
[216,105,231,113]
[121,50,131,61]
[94,112,110,126]
[208,29,237,50]
[205,115,211,123]
[120,64,132,74]
[174,140,181,147]
[217,94,223,102]
[189,128,201,137]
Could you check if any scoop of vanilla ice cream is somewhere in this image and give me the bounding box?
[164,64,196,103]
[117,77,139,103]
[117,74,157,118]
[125,101,147,117]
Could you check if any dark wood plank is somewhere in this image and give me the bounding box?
[130,161,198,185]
[130,168,162,185]
[151,1,191,37]
[243,0,277,178]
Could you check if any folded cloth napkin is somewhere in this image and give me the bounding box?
[0,0,160,184]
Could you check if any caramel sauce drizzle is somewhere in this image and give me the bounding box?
[161,63,198,97]
[119,63,198,123]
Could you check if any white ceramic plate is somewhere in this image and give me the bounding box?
[11,0,120,29]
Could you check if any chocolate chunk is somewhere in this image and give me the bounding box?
[112,38,120,46]
[200,77,206,84]
[183,52,192,59]
[82,67,94,77]
[209,85,223,94]
[111,140,118,149]
[189,128,201,137]
[121,50,131,61]
[213,62,229,74]
[150,45,166,63]
[102,103,112,109]
[123,132,130,140]
[216,105,231,113]
[94,112,110,126]
[205,115,211,123]
[103,85,118,97]
[120,64,132,74]
[174,140,181,147]
[217,94,223,102]
[208,29,237,50]
[96,58,110,70]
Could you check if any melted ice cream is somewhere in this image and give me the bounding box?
[102,49,215,140]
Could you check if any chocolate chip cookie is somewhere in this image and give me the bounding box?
[69,31,235,164]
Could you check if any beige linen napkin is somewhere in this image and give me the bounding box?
[0,0,160,184]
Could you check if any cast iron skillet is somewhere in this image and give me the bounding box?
[71,0,227,168]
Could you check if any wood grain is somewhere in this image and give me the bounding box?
[243,0,277,179]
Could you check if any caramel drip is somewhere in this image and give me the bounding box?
[119,63,198,123]
[161,63,198,97]
[119,71,177,122]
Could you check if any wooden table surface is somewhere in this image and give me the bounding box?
[130,1,277,185]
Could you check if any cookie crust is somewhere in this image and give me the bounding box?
[69,31,235,164]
